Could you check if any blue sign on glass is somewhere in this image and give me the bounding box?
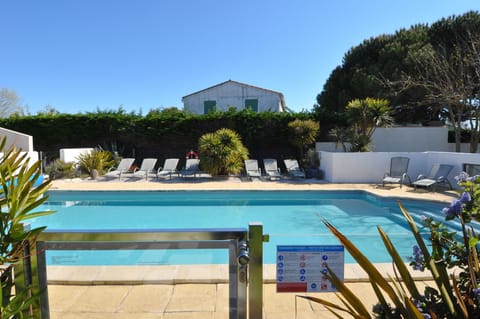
[276,245,344,293]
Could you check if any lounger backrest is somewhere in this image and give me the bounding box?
[138,158,157,171]
[284,159,300,171]
[263,159,278,171]
[185,159,200,170]
[390,157,409,177]
[434,164,453,180]
[117,158,135,171]
[245,159,259,171]
[163,158,179,171]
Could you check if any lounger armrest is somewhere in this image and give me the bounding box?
[416,174,426,180]
[401,173,412,185]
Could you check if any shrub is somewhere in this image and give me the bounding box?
[76,148,115,176]
[198,128,249,176]
[288,119,319,165]
[44,159,76,180]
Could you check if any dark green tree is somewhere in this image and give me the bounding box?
[400,11,480,152]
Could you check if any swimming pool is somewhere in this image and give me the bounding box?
[31,190,447,265]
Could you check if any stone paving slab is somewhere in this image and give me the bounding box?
[48,281,437,318]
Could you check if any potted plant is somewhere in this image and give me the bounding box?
[76,148,115,179]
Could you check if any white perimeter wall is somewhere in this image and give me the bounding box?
[319,151,480,188]
[371,127,447,151]
[317,126,480,153]
[60,148,93,163]
[0,127,34,151]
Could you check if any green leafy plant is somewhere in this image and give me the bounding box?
[198,128,249,176]
[44,159,76,180]
[0,138,53,318]
[329,98,393,152]
[76,148,115,177]
[299,172,480,318]
[288,119,319,166]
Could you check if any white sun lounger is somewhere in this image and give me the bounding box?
[104,158,135,180]
[244,159,262,180]
[131,158,158,181]
[284,159,305,178]
[157,158,179,179]
[263,158,281,180]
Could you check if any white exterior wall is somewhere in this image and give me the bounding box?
[183,82,282,114]
[0,127,34,151]
[60,148,93,163]
[319,151,480,188]
[371,127,447,151]
[317,126,480,153]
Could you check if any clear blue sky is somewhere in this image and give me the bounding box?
[1,1,478,115]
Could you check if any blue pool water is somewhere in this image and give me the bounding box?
[31,190,448,265]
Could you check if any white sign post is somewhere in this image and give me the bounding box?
[276,245,344,293]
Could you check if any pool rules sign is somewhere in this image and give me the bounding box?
[276,245,344,293]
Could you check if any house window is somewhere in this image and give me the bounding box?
[245,99,258,112]
[204,100,216,114]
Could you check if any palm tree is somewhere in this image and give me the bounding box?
[345,98,393,151]
[198,128,249,176]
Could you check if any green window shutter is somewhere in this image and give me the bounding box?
[204,100,216,114]
[245,99,258,112]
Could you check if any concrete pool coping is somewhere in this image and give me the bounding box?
[47,263,441,285]
[50,176,458,204]
[46,177,456,285]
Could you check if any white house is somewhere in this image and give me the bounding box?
[182,80,286,114]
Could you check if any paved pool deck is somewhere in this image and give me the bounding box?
[46,177,456,318]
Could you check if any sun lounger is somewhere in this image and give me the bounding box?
[284,159,305,178]
[382,156,411,188]
[263,158,281,180]
[131,158,158,180]
[412,164,453,191]
[244,159,262,180]
[157,158,179,179]
[104,158,135,180]
[181,159,200,178]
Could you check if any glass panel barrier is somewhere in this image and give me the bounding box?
[15,226,270,319]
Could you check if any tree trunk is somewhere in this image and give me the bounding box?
[455,127,461,152]
[470,131,479,153]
